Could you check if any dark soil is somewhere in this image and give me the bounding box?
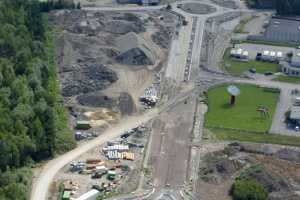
[77,92,136,115]
[77,92,117,109]
[61,60,118,97]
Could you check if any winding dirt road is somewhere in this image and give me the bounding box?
[30,108,159,200]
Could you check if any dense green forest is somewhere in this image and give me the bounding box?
[247,0,300,15]
[0,0,76,199]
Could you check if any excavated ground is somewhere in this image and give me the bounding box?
[49,9,178,118]
[196,142,300,200]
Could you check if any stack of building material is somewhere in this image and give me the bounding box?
[120,152,135,160]
[103,144,129,152]
[107,150,121,160]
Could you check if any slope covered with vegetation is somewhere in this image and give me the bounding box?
[0,0,76,199]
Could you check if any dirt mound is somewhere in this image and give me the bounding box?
[77,92,136,115]
[238,165,291,193]
[104,20,145,34]
[197,143,300,200]
[199,149,246,184]
[49,10,145,36]
[119,92,136,115]
[151,25,173,49]
[61,61,118,97]
[276,149,300,163]
[77,93,117,108]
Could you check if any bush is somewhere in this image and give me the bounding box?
[232,180,268,200]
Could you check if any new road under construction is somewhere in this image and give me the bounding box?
[31,1,300,200]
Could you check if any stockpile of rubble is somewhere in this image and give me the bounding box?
[197,142,300,200]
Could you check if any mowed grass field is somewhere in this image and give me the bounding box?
[223,49,280,75]
[205,84,280,133]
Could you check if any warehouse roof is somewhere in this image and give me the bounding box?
[264,17,300,43]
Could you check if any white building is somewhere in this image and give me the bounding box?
[281,49,300,77]
[230,48,248,59]
[261,50,270,61]
[75,189,100,200]
[291,49,300,67]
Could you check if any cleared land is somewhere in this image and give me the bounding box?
[196,142,300,200]
[205,84,279,133]
[234,15,259,34]
[223,49,279,75]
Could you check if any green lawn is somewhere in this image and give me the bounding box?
[223,49,280,75]
[205,84,280,133]
[273,75,300,84]
[210,128,300,147]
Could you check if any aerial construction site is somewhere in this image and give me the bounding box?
[30,1,300,200]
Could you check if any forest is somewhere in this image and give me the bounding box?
[0,0,76,199]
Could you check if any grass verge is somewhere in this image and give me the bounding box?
[232,39,299,48]
[210,128,300,147]
[273,75,300,84]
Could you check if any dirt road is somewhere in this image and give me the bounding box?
[30,109,159,200]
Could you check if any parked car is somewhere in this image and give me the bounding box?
[249,68,256,73]
[256,53,262,60]
[264,71,273,76]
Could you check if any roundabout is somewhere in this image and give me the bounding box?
[180,2,217,15]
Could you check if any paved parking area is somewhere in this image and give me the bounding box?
[235,43,295,60]
[265,17,300,43]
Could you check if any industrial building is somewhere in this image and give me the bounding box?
[281,49,300,77]
[248,17,300,44]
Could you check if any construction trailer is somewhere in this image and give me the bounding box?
[76,121,91,130]
[261,50,283,62]
[107,170,117,180]
[62,191,71,200]
[103,144,129,152]
[230,48,249,59]
[75,189,100,200]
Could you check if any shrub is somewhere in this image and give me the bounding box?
[232,180,268,200]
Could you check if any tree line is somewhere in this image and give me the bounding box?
[0,0,76,199]
[247,0,300,15]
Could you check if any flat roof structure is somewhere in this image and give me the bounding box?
[291,49,300,67]
[264,17,300,43]
[290,106,300,120]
